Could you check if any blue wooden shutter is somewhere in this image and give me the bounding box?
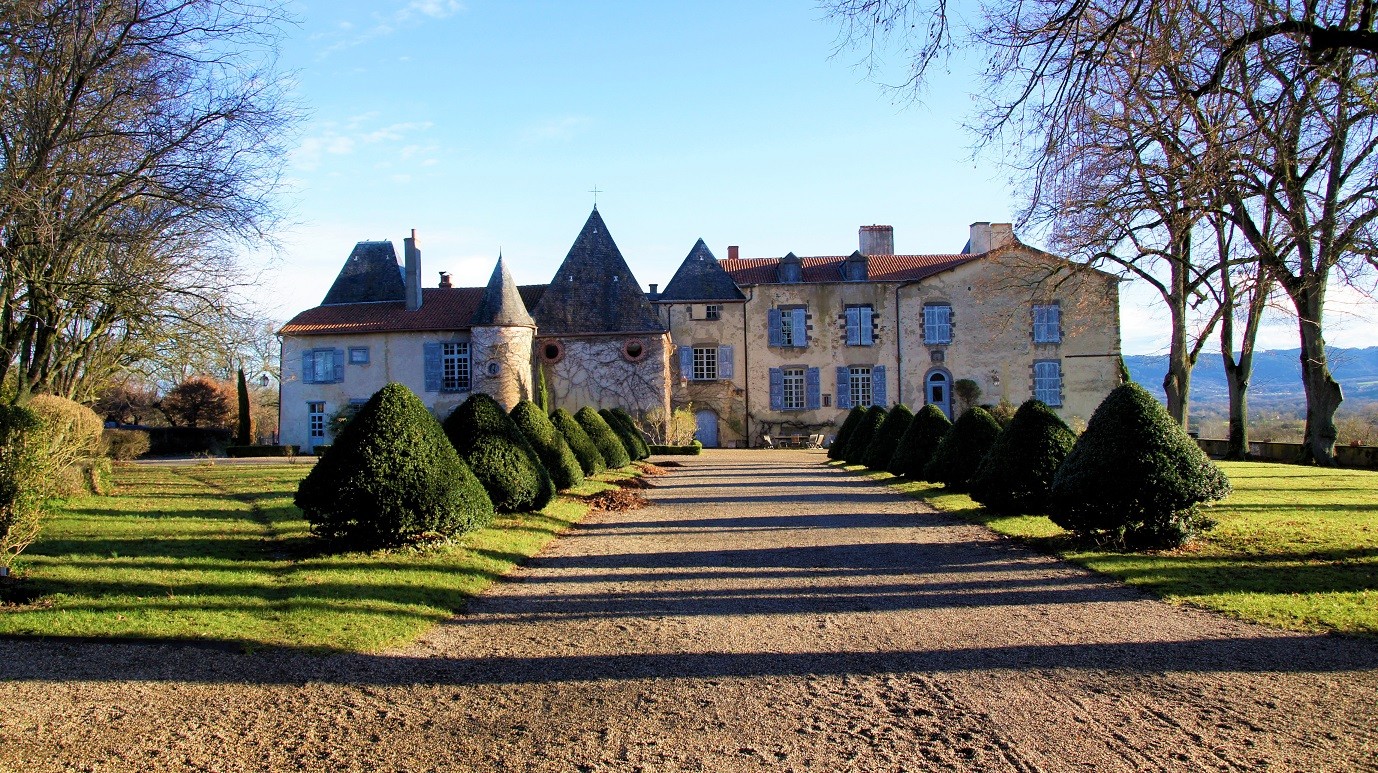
[872,365,887,407]
[767,308,783,347]
[836,366,852,409]
[846,307,860,345]
[301,350,316,384]
[1050,304,1062,342]
[423,343,442,392]
[679,345,693,379]
[717,345,734,379]
[769,368,784,410]
[332,349,345,383]
[860,306,874,345]
[792,308,808,347]
[806,367,821,410]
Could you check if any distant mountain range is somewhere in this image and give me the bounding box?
[1124,346,1378,414]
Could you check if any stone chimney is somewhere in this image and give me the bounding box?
[648,283,658,295]
[968,222,992,254]
[990,223,1015,250]
[859,225,894,256]
[727,245,739,260]
[438,271,452,288]
[404,229,422,311]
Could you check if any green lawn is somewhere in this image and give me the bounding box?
[849,461,1378,636]
[0,462,629,652]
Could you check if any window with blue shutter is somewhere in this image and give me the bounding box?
[769,368,784,410]
[836,366,852,408]
[718,345,734,379]
[423,343,442,392]
[302,350,316,384]
[806,367,821,410]
[1033,303,1062,343]
[872,365,887,407]
[924,304,952,344]
[846,306,874,346]
[679,345,693,378]
[791,308,807,347]
[332,349,345,383]
[767,309,783,347]
[1034,360,1063,406]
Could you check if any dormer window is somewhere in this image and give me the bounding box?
[844,251,868,281]
[778,252,802,283]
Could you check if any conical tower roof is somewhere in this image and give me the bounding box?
[321,241,405,305]
[530,208,664,334]
[471,254,535,327]
[657,239,746,302]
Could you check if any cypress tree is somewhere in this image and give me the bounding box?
[235,368,252,446]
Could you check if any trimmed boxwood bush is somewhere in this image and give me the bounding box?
[828,407,867,459]
[923,406,1002,490]
[443,394,555,513]
[295,383,493,549]
[552,408,606,475]
[863,403,913,470]
[576,406,631,469]
[601,408,647,461]
[888,404,952,477]
[843,406,888,465]
[968,400,1076,513]
[610,407,651,460]
[1049,382,1231,548]
[649,443,701,455]
[510,401,584,491]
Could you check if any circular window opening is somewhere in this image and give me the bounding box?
[540,340,564,363]
[487,361,501,377]
[622,339,647,362]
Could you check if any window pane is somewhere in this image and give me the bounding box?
[442,342,470,390]
[692,347,718,380]
[782,368,805,409]
[849,366,873,407]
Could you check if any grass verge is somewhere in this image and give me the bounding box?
[0,461,631,652]
[837,460,1378,637]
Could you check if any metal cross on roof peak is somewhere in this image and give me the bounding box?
[589,185,602,208]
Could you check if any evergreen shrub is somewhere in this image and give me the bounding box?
[888,404,953,477]
[103,428,151,461]
[510,401,584,490]
[295,383,493,549]
[828,407,866,459]
[864,403,913,470]
[610,407,651,460]
[552,408,606,475]
[923,406,1001,490]
[1049,382,1231,548]
[843,406,888,465]
[601,408,645,461]
[0,404,52,570]
[968,400,1077,513]
[443,394,554,513]
[576,407,631,469]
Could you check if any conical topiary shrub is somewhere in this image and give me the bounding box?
[576,406,631,469]
[295,383,493,549]
[923,406,1001,490]
[968,400,1077,513]
[843,406,888,465]
[601,408,646,461]
[863,403,913,471]
[1049,382,1231,548]
[552,408,605,475]
[888,404,952,478]
[510,401,585,491]
[610,407,651,460]
[828,407,867,459]
[443,394,554,513]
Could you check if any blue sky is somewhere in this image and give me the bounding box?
[254,0,1375,356]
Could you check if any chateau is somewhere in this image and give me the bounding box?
[279,209,1122,450]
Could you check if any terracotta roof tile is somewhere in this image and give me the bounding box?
[720,253,979,285]
[281,285,548,336]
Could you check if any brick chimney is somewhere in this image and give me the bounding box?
[404,229,422,311]
[727,245,739,260]
[438,271,452,288]
[859,225,894,255]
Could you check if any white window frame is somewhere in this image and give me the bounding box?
[780,311,797,347]
[1033,303,1062,344]
[311,349,335,383]
[849,366,873,408]
[1034,360,1063,406]
[782,367,805,410]
[348,346,370,364]
[924,304,952,345]
[442,342,470,391]
[692,346,718,380]
[705,304,721,320]
[308,402,326,440]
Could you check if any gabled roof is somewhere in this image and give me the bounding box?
[720,253,979,285]
[530,208,664,334]
[657,239,747,302]
[321,241,406,305]
[281,286,547,336]
[471,255,535,327]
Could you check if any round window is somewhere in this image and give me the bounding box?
[622,339,647,362]
[487,361,501,377]
[540,340,564,363]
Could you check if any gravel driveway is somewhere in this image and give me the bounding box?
[2,449,1376,771]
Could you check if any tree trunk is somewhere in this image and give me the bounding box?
[1294,283,1343,465]
[1162,254,1191,428]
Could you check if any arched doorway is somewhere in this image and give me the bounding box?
[695,409,720,448]
[925,369,952,419]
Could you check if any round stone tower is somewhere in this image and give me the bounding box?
[469,255,535,410]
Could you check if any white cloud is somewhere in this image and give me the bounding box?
[290,117,436,173]
[315,1,466,59]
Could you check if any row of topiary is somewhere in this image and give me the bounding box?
[827,382,1232,548]
[295,384,652,550]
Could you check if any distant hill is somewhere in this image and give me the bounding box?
[1124,346,1378,414]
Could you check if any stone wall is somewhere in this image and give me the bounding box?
[542,333,672,419]
[662,302,748,447]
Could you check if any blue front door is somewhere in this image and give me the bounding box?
[926,370,952,419]
[695,410,719,447]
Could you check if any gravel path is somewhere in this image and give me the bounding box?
[2,449,1376,771]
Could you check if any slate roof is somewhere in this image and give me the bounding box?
[657,239,747,302]
[720,253,979,285]
[529,208,665,334]
[470,255,535,327]
[281,286,547,336]
[321,241,406,305]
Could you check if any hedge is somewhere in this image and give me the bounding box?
[443,394,555,513]
[576,407,631,469]
[888,404,952,478]
[601,408,645,462]
[863,403,913,471]
[843,406,888,465]
[968,400,1076,513]
[828,407,867,459]
[552,408,606,475]
[510,401,585,491]
[923,406,1001,490]
[609,407,651,460]
[649,443,702,455]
